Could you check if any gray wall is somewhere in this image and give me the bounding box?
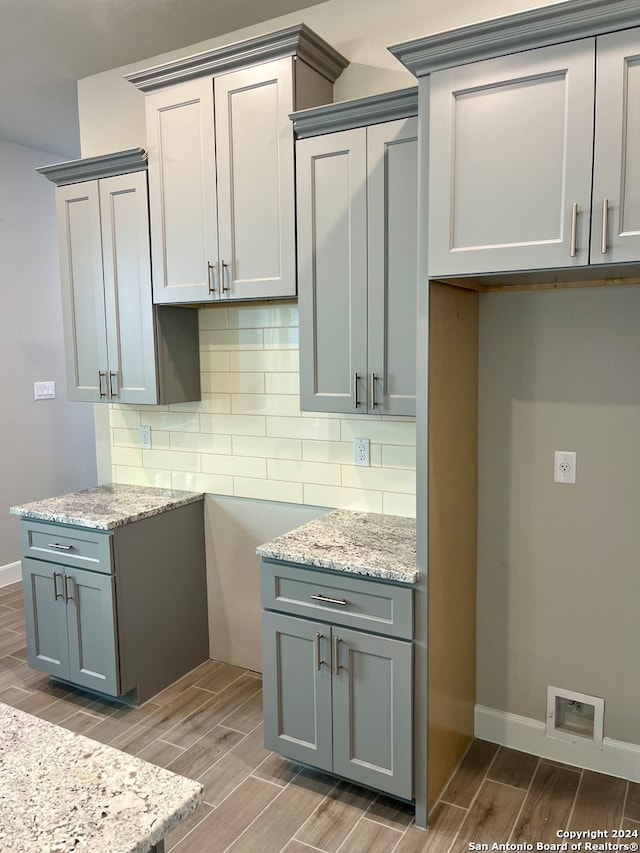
[477,285,640,744]
[0,138,97,569]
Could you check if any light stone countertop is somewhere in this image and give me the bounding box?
[10,483,204,530]
[0,702,202,853]
[256,509,417,584]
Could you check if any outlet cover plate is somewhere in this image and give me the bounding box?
[139,425,152,450]
[353,438,370,466]
[554,450,576,484]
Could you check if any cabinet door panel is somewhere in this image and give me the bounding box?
[262,611,332,770]
[100,172,158,404]
[56,182,109,401]
[297,129,368,413]
[429,40,595,276]
[65,568,119,696]
[146,79,219,303]
[367,118,418,415]
[22,558,70,679]
[592,27,640,264]
[332,627,412,799]
[215,58,296,300]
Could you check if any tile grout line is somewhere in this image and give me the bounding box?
[507,757,542,844]
[619,781,630,830]
[443,745,503,853]
[564,768,585,831]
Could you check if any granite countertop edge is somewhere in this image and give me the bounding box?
[257,545,418,584]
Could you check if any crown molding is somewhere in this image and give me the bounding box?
[36,148,147,186]
[125,24,349,92]
[388,0,640,77]
[291,87,418,138]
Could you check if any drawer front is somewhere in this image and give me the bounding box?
[261,560,413,640]
[19,520,113,574]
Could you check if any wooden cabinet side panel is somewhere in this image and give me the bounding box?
[56,182,108,401]
[367,117,418,416]
[297,129,368,413]
[427,282,478,810]
[214,58,296,300]
[592,27,640,264]
[154,306,201,404]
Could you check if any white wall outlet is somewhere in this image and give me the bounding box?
[33,381,56,400]
[139,425,152,450]
[553,450,576,484]
[353,438,370,467]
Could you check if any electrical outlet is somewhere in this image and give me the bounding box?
[553,450,576,484]
[140,425,152,450]
[353,438,370,467]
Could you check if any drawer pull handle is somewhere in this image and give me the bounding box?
[53,572,63,601]
[48,543,74,551]
[310,594,348,606]
[315,633,324,671]
[63,574,74,603]
[333,636,341,675]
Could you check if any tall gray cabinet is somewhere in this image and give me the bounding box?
[37,150,200,404]
[293,90,418,415]
[125,25,348,304]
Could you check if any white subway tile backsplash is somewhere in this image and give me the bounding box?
[199,328,264,350]
[381,445,417,469]
[110,409,142,429]
[232,436,302,460]
[383,492,416,518]
[233,477,304,503]
[142,449,201,472]
[170,432,232,454]
[264,327,299,349]
[340,418,416,445]
[171,470,234,495]
[341,465,416,494]
[143,411,201,433]
[302,440,353,465]
[113,465,172,489]
[268,459,341,486]
[202,453,267,479]
[202,372,265,395]
[198,306,229,330]
[199,351,230,372]
[267,416,341,441]
[231,394,300,416]
[265,373,299,394]
[228,304,298,329]
[110,446,143,467]
[303,484,384,514]
[200,413,266,436]
[230,350,298,373]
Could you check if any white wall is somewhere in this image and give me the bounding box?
[0,139,97,571]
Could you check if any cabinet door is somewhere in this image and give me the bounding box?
[22,558,70,680]
[332,627,412,799]
[145,78,219,303]
[261,611,333,770]
[591,27,640,265]
[367,118,418,416]
[65,567,119,696]
[56,181,109,402]
[428,40,595,276]
[215,58,296,300]
[297,129,368,413]
[99,172,158,404]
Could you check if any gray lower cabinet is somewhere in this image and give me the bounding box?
[19,503,208,704]
[261,560,413,799]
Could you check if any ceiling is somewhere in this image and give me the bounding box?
[0,0,328,159]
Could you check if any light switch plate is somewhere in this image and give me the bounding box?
[34,381,56,400]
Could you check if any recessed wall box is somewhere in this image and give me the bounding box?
[546,686,604,750]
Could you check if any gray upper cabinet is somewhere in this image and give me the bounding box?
[39,151,201,404]
[428,26,640,278]
[294,90,418,416]
[128,26,348,305]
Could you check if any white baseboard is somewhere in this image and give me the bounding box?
[475,704,640,783]
[0,561,22,587]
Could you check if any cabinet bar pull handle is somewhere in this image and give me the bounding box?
[353,373,359,409]
[601,198,609,254]
[570,202,578,258]
[109,371,118,399]
[310,594,348,606]
[333,636,341,676]
[207,261,216,294]
[315,633,324,670]
[53,572,63,601]
[63,574,73,603]
[98,371,107,399]
[370,373,377,409]
[48,542,73,551]
[220,260,229,293]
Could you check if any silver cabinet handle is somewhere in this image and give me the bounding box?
[310,594,348,606]
[570,202,578,258]
[315,633,324,671]
[370,373,378,409]
[48,542,73,551]
[353,372,360,409]
[53,572,63,601]
[220,260,230,293]
[109,371,118,399]
[601,198,609,255]
[63,574,73,604]
[207,261,216,294]
[333,636,341,676]
[98,371,107,399]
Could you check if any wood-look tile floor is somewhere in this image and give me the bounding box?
[1,579,639,852]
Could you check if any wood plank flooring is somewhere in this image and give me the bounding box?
[1,580,639,852]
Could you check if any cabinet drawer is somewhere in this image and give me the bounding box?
[261,560,413,640]
[19,521,113,574]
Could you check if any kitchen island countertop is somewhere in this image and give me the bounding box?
[256,508,417,584]
[10,483,204,530]
[0,702,202,852]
